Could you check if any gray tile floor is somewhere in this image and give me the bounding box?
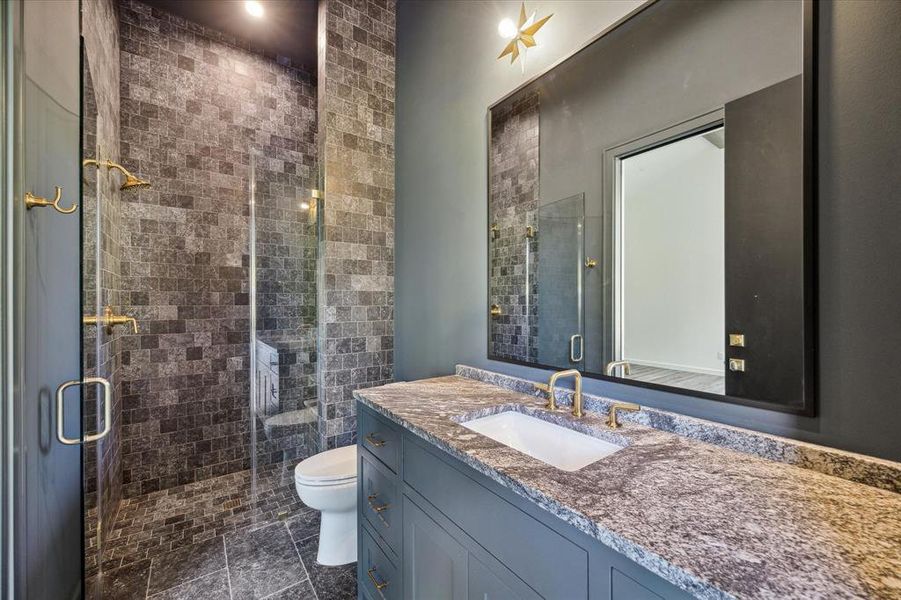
[89,466,356,599]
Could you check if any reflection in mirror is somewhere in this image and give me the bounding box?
[487,0,814,414]
[616,127,725,394]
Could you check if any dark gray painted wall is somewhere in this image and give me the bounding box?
[395,0,901,461]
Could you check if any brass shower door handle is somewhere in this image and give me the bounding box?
[24,187,78,214]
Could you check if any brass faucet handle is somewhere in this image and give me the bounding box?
[606,401,640,429]
[532,382,554,408]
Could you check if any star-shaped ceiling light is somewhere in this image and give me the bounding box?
[497,3,553,65]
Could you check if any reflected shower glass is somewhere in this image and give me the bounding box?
[536,194,585,370]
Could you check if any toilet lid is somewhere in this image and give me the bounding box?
[295,445,357,485]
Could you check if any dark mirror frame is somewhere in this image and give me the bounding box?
[486,0,817,416]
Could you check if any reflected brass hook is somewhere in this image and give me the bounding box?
[24,186,78,214]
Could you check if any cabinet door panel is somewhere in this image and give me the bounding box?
[403,496,467,600]
[469,556,542,600]
[360,525,400,600]
[611,568,664,600]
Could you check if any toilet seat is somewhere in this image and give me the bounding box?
[295,444,357,487]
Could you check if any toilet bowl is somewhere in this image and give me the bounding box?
[294,445,358,566]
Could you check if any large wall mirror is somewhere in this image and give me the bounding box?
[487,0,815,414]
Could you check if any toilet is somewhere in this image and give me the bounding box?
[294,445,358,566]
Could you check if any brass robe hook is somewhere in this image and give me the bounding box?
[24,186,78,214]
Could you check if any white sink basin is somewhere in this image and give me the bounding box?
[460,411,622,472]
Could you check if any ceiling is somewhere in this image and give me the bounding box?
[141,0,318,71]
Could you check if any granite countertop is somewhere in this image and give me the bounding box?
[354,375,901,600]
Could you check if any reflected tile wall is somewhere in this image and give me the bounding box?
[489,91,540,363]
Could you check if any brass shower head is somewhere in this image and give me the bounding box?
[120,173,151,190]
[83,159,151,191]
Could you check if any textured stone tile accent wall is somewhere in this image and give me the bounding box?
[317,0,396,449]
[117,0,318,496]
[82,0,124,575]
[489,91,540,363]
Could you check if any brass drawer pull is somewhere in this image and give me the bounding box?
[367,493,391,528]
[367,567,389,591]
[365,433,386,448]
[25,187,78,214]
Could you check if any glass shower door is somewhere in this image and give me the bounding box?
[536,194,585,370]
[81,50,111,597]
[248,150,321,521]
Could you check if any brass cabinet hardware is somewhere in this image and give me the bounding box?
[584,257,598,269]
[489,304,502,317]
[83,305,138,334]
[525,225,536,239]
[367,493,391,528]
[728,358,746,372]
[569,334,583,363]
[728,333,746,347]
[547,369,583,417]
[367,567,389,591]
[490,222,499,239]
[604,360,632,377]
[364,433,385,448]
[56,377,111,445]
[367,493,390,513]
[605,401,640,429]
[24,187,78,214]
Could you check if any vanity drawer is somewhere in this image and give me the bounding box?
[404,437,588,598]
[359,406,401,473]
[360,451,402,555]
[360,525,400,600]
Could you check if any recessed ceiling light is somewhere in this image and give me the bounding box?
[245,0,264,18]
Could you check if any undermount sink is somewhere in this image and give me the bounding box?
[460,411,622,472]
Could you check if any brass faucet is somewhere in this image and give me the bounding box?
[604,360,632,377]
[605,402,640,429]
[543,369,583,418]
[83,305,139,334]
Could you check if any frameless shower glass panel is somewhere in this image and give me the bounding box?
[249,150,320,516]
[81,52,111,597]
[536,194,585,369]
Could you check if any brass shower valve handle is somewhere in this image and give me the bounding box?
[83,305,139,334]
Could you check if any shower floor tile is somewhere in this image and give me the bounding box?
[88,464,356,599]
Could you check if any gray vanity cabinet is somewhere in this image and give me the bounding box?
[403,497,468,599]
[357,403,695,600]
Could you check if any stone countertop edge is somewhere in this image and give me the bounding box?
[353,372,901,600]
[353,391,732,600]
[455,364,900,493]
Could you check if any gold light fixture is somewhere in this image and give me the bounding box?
[497,3,553,65]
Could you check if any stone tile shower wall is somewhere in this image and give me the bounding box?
[82,0,123,575]
[117,0,317,496]
[489,91,540,363]
[317,0,396,449]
